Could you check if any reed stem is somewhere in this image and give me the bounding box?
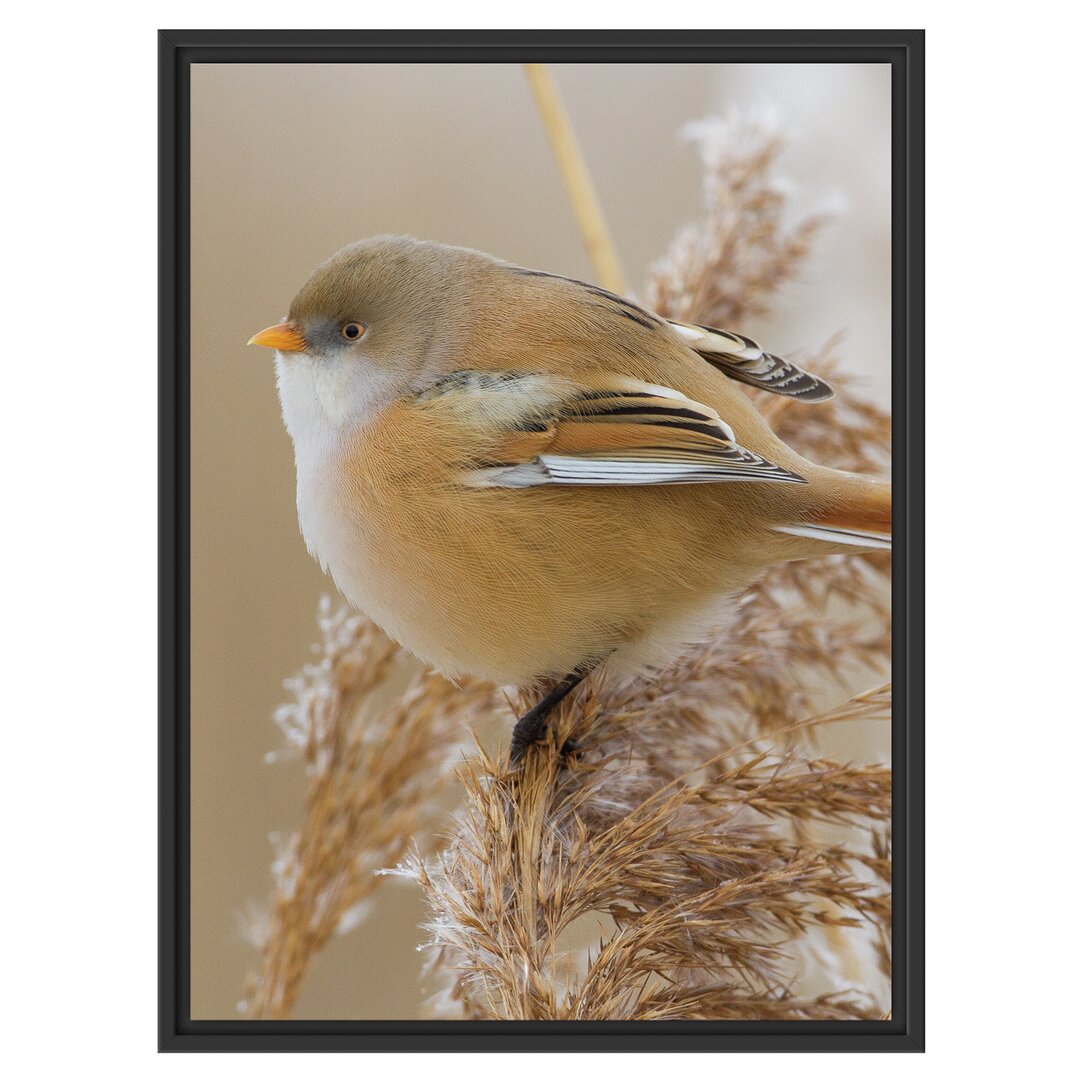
[523,63,627,294]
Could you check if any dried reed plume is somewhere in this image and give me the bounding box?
[404,680,890,1020]
[242,601,503,1018]
[646,113,828,330]
[242,109,891,1021]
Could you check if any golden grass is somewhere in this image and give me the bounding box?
[404,675,890,1019]
[243,605,504,1018]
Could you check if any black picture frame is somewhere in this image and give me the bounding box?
[160,28,924,1053]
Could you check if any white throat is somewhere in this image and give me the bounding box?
[275,351,403,574]
[275,351,399,438]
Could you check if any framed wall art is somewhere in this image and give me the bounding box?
[160,28,924,1052]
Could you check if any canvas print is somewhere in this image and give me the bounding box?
[189,60,892,1022]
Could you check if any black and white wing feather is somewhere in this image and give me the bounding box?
[504,265,832,402]
[418,371,807,489]
[667,320,834,402]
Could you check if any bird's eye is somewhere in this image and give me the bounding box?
[341,322,365,341]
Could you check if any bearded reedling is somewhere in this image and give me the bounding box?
[250,237,890,758]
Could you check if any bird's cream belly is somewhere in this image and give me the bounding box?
[298,474,753,688]
[330,541,738,687]
[606,592,739,679]
[304,511,598,686]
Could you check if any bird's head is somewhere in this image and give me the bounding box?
[249,235,482,432]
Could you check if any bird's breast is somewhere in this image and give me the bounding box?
[284,398,793,688]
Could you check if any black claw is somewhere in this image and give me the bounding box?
[509,732,582,765]
[509,667,591,764]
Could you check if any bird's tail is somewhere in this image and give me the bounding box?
[773,473,892,552]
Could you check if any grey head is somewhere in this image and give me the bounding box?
[286,235,494,379]
[264,236,496,436]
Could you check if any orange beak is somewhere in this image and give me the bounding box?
[247,320,307,352]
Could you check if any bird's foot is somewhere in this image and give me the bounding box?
[509,728,582,764]
[509,669,589,764]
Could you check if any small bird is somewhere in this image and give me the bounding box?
[250,236,890,758]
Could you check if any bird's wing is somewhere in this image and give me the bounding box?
[505,266,830,401]
[416,371,806,488]
[666,320,834,402]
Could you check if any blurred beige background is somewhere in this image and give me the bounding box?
[189,62,890,1020]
